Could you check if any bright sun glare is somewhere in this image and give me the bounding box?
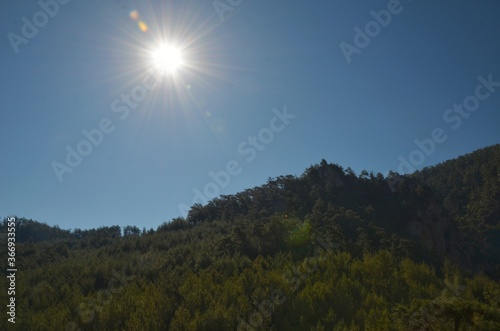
[152,44,183,73]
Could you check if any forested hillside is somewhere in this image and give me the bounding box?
[1,145,500,330]
[414,144,500,276]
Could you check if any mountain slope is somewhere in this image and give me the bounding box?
[414,144,500,275]
[1,145,500,330]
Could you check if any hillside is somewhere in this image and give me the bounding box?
[414,144,500,275]
[1,145,500,330]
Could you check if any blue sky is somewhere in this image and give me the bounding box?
[1,0,499,231]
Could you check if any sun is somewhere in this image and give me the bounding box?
[151,44,184,74]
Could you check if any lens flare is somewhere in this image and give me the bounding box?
[129,10,139,21]
[138,21,148,32]
[152,44,183,73]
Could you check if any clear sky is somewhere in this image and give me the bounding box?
[1,0,499,231]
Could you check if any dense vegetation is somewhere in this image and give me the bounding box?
[1,144,499,330]
[414,144,500,276]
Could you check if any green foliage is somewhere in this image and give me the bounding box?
[414,144,500,275]
[2,145,500,329]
